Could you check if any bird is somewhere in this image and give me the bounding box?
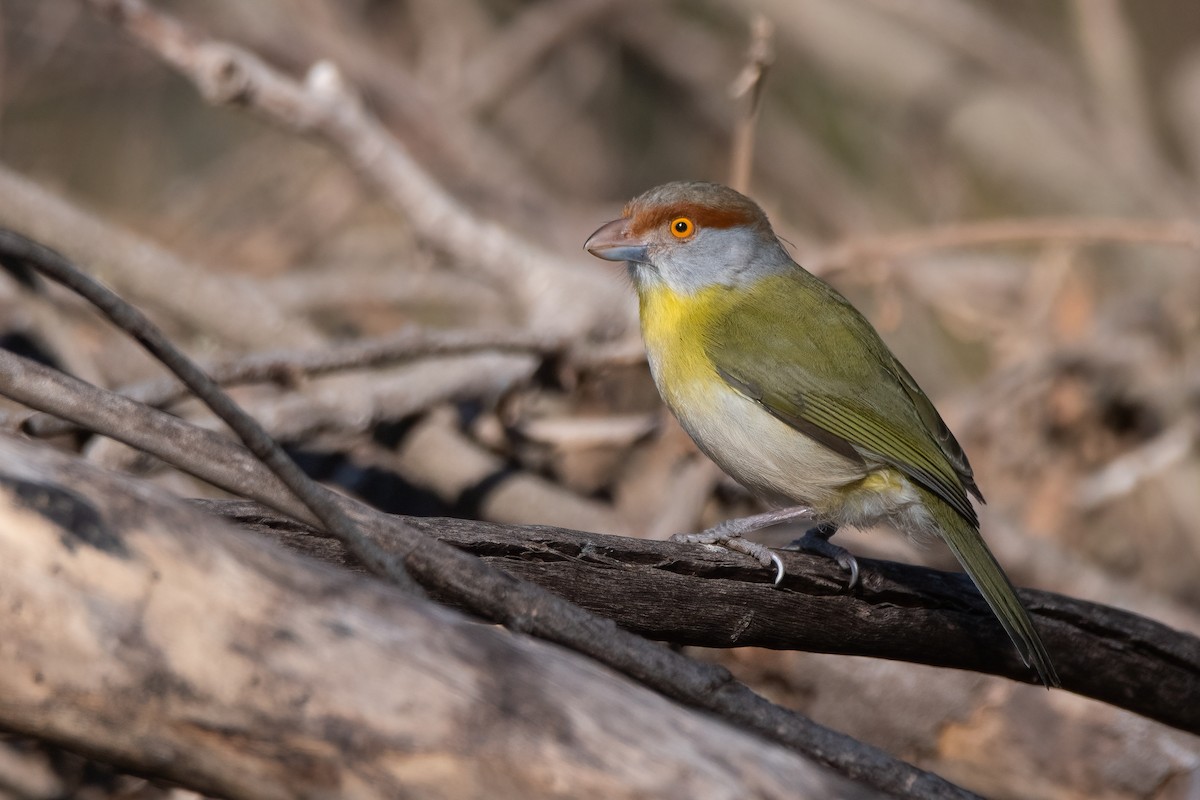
[584,180,1059,687]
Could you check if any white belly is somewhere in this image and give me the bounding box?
[650,363,936,535]
[657,368,865,510]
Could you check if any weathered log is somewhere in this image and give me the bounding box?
[0,434,872,800]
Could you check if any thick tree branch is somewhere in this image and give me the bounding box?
[206,499,1200,738]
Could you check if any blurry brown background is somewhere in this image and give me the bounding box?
[0,1,1198,798]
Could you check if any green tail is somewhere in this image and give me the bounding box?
[922,489,1060,687]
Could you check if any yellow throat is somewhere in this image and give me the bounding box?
[636,281,733,402]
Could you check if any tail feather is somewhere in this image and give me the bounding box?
[923,491,1060,687]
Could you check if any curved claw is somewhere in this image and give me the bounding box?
[843,555,860,590]
[771,552,785,587]
[789,524,862,591]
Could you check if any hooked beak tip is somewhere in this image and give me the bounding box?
[585,218,648,263]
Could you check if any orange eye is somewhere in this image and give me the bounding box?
[669,217,695,238]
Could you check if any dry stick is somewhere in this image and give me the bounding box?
[0,236,973,800]
[81,0,624,341]
[728,14,774,194]
[0,353,300,521]
[24,326,562,438]
[4,348,1200,739]
[265,267,502,317]
[266,1,560,218]
[1071,0,1184,208]
[807,217,1200,275]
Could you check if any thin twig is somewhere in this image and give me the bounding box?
[808,217,1200,275]
[728,14,774,194]
[24,325,561,438]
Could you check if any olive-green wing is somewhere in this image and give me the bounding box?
[883,349,983,503]
[706,271,979,526]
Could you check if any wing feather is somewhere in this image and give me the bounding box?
[705,270,980,526]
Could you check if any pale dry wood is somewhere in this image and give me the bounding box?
[610,415,704,532]
[714,650,1200,800]
[81,0,631,341]
[255,0,560,216]
[0,433,868,800]
[84,352,540,471]
[265,266,505,320]
[0,223,425,595]
[0,740,63,800]
[643,456,726,540]
[391,408,633,536]
[25,326,557,439]
[0,165,322,350]
[515,413,658,450]
[807,217,1200,276]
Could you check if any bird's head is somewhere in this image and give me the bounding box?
[584,181,791,295]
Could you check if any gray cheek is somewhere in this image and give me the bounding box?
[720,227,787,278]
[717,233,758,278]
[660,228,788,294]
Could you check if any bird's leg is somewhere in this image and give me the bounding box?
[783,523,860,589]
[670,505,815,586]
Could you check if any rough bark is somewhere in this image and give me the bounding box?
[203,499,1200,737]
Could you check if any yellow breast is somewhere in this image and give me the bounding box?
[636,282,873,515]
[637,282,729,405]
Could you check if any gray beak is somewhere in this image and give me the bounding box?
[584,218,649,263]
